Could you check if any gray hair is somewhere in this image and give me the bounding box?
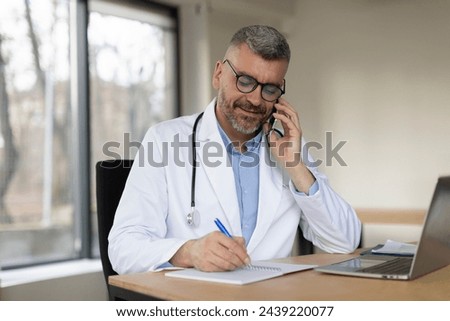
[229,25,290,62]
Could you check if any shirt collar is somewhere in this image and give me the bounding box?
[216,121,263,155]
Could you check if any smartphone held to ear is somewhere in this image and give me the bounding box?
[269,107,277,127]
[268,104,283,137]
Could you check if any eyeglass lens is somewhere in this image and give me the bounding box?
[224,60,284,102]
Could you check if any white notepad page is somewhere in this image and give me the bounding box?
[165,261,316,285]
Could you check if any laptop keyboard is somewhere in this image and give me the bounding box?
[359,257,413,275]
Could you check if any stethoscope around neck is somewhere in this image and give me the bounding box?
[185,110,283,227]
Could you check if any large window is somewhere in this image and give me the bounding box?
[0,0,178,269]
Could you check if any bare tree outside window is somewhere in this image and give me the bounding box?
[0,34,19,224]
[0,0,74,267]
[0,0,178,268]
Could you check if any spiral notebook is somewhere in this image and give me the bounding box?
[165,261,316,285]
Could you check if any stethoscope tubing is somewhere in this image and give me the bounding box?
[188,112,204,225]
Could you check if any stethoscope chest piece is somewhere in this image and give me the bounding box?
[186,207,200,226]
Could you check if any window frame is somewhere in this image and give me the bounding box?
[77,0,180,260]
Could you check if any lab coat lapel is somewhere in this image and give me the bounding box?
[247,134,285,252]
[195,100,242,235]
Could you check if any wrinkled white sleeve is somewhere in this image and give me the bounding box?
[108,127,187,274]
[290,143,361,253]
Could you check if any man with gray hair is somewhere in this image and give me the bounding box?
[109,25,361,274]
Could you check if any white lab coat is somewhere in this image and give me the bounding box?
[108,99,361,274]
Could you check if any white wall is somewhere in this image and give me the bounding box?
[289,0,450,209]
[178,2,211,115]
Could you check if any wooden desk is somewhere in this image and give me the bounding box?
[108,253,450,301]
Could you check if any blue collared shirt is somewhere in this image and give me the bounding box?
[217,125,262,245]
[217,124,319,245]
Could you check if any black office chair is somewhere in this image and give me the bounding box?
[96,159,134,300]
[298,228,314,255]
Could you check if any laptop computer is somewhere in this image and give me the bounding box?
[315,176,450,280]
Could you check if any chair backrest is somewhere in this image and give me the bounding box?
[95,159,133,298]
[298,228,314,255]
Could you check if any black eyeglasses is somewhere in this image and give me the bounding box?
[223,59,285,102]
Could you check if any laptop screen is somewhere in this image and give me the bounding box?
[410,176,450,278]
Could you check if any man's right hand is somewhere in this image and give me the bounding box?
[169,231,251,271]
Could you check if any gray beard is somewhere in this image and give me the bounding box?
[227,114,261,135]
[217,91,263,135]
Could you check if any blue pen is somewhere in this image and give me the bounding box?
[214,218,232,238]
[215,218,252,267]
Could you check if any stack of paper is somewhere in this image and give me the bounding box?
[371,240,417,256]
